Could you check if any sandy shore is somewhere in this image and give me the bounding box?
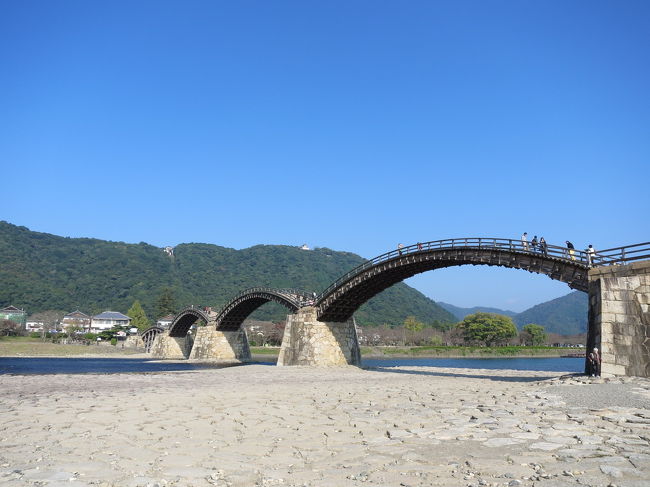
[1,365,649,487]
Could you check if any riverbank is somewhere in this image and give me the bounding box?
[0,339,583,360]
[250,345,583,360]
[1,365,648,486]
[361,345,583,358]
[0,337,148,358]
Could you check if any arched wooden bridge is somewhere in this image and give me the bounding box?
[315,237,595,322]
[140,326,165,352]
[166,238,649,332]
[168,288,313,337]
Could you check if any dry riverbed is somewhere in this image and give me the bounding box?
[1,365,649,487]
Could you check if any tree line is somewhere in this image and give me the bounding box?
[360,312,548,347]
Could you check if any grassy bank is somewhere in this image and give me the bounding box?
[1,339,583,359]
[0,336,144,357]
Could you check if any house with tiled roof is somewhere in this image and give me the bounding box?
[62,310,91,331]
[0,305,26,328]
[90,311,131,332]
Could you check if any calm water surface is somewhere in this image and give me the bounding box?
[363,357,584,372]
[0,356,584,375]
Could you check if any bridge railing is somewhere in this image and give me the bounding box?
[222,287,314,306]
[592,242,650,265]
[315,237,645,302]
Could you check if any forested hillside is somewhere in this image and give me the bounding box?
[513,291,588,335]
[440,292,588,335]
[438,303,517,321]
[0,222,455,326]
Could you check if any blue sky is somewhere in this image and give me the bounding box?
[2,1,649,312]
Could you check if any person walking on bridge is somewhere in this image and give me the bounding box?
[566,240,576,260]
[397,243,404,255]
[540,237,548,256]
[531,236,538,253]
[521,232,529,251]
[586,244,596,267]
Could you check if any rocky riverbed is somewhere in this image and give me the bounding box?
[0,365,648,486]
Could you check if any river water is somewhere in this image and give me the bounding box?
[0,356,584,375]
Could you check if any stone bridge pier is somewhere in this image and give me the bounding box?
[277,307,361,366]
[188,327,251,362]
[588,261,650,377]
[150,333,194,359]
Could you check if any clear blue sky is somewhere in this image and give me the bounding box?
[2,1,649,312]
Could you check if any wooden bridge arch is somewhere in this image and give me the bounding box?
[315,237,596,322]
[214,288,313,331]
[168,306,212,337]
[140,326,164,352]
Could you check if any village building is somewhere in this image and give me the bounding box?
[25,321,44,333]
[156,314,175,328]
[90,311,131,332]
[61,310,92,331]
[0,306,27,328]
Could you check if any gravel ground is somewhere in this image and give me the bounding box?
[549,383,650,409]
[547,376,650,409]
[2,366,649,487]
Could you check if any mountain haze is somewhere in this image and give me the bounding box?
[0,222,455,326]
[513,291,588,335]
[438,303,517,321]
[440,292,588,335]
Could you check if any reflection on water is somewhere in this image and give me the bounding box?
[363,357,584,372]
[0,356,583,375]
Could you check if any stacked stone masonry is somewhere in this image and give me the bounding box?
[278,307,361,366]
[588,261,650,378]
[150,334,194,359]
[188,327,251,361]
[124,335,144,349]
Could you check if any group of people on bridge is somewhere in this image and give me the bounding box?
[521,232,549,256]
[522,233,597,266]
[395,236,598,266]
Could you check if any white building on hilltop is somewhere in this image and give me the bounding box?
[91,311,131,332]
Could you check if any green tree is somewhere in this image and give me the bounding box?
[155,287,177,319]
[403,315,424,345]
[457,312,517,346]
[127,300,150,332]
[521,324,548,346]
[404,315,424,333]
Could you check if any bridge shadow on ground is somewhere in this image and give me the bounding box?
[364,366,561,383]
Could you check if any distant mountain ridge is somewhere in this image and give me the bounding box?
[0,221,455,326]
[438,303,517,320]
[513,292,588,335]
[439,291,588,335]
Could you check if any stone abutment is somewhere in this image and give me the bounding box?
[189,327,251,362]
[277,307,361,366]
[587,261,650,378]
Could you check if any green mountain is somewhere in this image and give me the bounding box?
[513,291,588,335]
[440,292,588,335]
[438,303,517,321]
[0,221,455,326]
